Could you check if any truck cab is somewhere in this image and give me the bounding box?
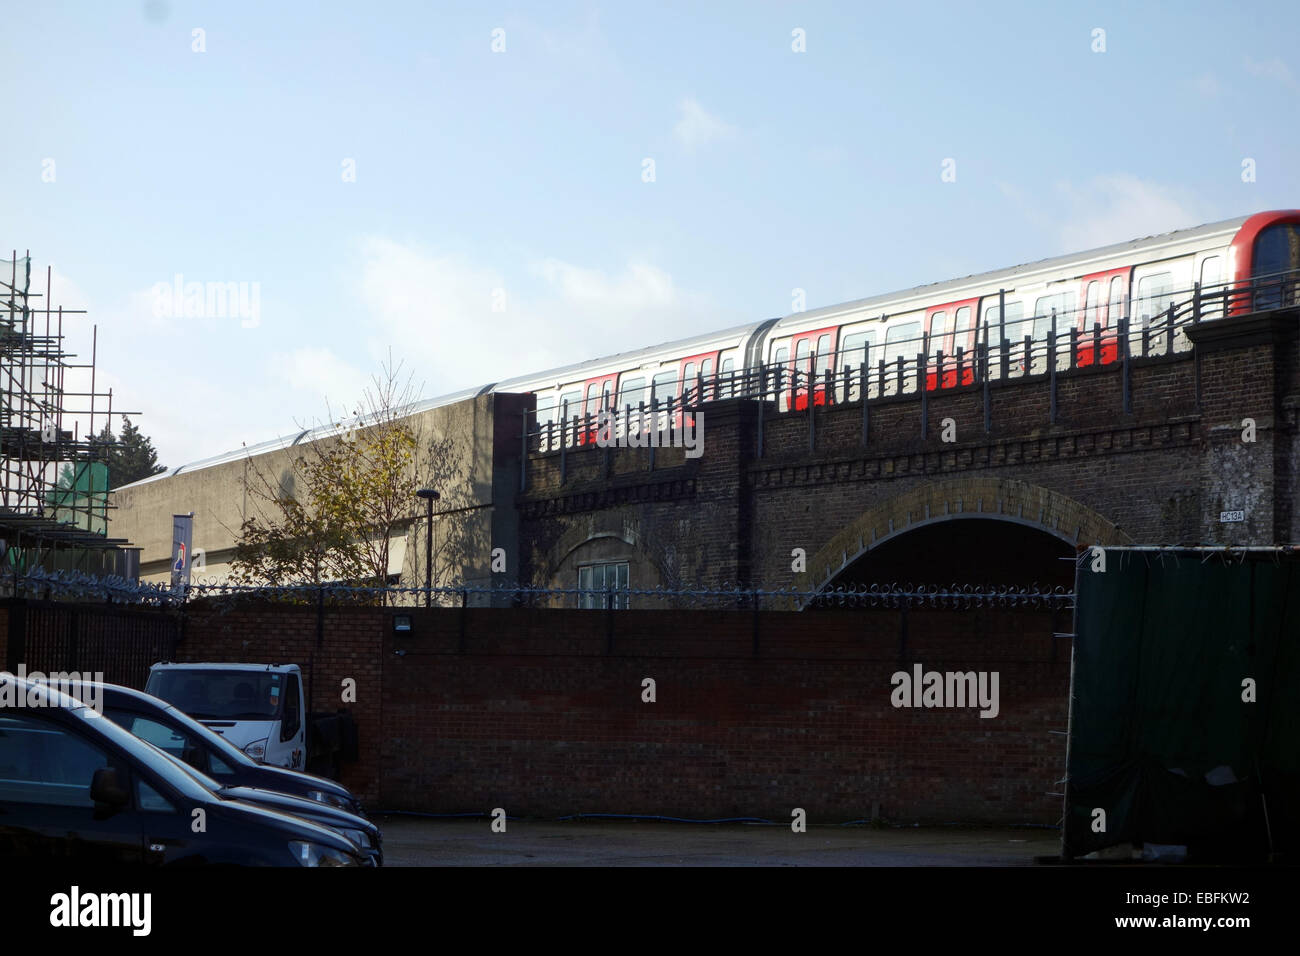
[145,663,306,770]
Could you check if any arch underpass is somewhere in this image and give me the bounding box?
[794,476,1133,595]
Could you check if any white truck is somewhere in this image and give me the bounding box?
[144,662,355,777]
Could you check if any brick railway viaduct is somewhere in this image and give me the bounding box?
[514,308,1300,596]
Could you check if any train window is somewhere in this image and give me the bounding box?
[984,300,1025,338]
[928,312,949,356]
[681,362,698,403]
[813,335,832,377]
[618,376,646,409]
[1084,281,1102,327]
[700,358,714,399]
[1108,278,1125,324]
[953,307,972,351]
[1200,256,1221,289]
[1135,272,1174,325]
[883,321,921,364]
[585,383,601,415]
[1254,223,1300,277]
[839,331,875,368]
[534,394,556,425]
[651,370,677,403]
[559,390,581,421]
[1032,292,1075,337]
[772,346,790,408]
[719,357,735,397]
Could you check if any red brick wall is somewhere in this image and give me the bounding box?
[175,601,1069,824]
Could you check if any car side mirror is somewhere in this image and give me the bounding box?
[90,767,128,809]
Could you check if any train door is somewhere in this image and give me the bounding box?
[677,350,720,407]
[787,327,837,410]
[923,298,978,390]
[1076,268,1126,366]
[578,371,618,445]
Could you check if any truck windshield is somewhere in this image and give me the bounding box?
[146,670,288,721]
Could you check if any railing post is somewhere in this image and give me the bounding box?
[1192,280,1201,323]
[1048,330,1057,425]
[559,399,568,482]
[519,408,527,492]
[919,350,928,438]
[981,340,991,434]
[998,288,1008,380]
[649,395,658,472]
[1022,334,1032,376]
[806,369,815,452]
[860,360,870,446]
[1165,304,1175,354]
[1121,317,1131,414]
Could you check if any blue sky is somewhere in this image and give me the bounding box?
[4,0,1297,465]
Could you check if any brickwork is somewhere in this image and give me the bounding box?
[519,311,1300,591]
[161,601,1069,824]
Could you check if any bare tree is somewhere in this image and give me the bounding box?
[229,355,424,602]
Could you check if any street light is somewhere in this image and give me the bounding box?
[415,488,440,608]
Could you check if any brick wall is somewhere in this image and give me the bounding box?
[171,601,1069,824]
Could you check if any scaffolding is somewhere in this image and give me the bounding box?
[0,251,138,579]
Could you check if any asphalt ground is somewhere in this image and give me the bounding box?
[374,815,1060,866]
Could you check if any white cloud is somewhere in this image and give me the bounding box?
[356,237,724,394]
[281,347,372,417]
[1053,174,1211,251]
[1244,55,1297,88]
[673,96,737,151]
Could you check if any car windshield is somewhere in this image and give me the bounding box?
[146,669,287,721]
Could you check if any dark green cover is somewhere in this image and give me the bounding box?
[1065,550,1297,860]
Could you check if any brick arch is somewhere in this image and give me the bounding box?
[539,519,669,590]
[794,476,1133,593]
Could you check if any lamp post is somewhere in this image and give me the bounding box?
[415,488,440,608]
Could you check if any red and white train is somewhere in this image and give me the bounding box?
[496,208,1300,429]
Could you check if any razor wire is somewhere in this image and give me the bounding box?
[7,567,1074,610]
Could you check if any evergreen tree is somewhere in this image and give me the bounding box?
[98,417,167,488]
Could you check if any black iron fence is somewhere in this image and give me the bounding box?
[521,268,1300,458]
[3,597,180,689]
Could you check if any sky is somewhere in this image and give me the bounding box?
[4,0,1298,467]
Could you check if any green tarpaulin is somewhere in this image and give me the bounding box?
[1065,549,1298,861]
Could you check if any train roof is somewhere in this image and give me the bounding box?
[772,213,1252,329]
[488,319,771,393]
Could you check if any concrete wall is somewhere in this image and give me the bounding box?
[111,393,529,598]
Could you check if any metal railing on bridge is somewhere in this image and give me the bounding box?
[520,268,1300,463]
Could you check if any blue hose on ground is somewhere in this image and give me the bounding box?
[370,809,1059,830]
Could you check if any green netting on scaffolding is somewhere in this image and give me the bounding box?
[45,461,109,535]
[1064,549,1299,860]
